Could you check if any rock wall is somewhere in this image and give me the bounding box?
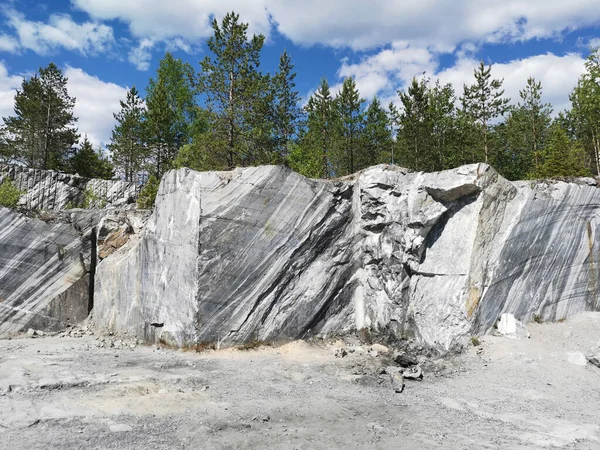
[0,164,137,210]
[0,208,96,334]
[93,164,600,351]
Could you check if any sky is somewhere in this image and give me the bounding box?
[0,0,599,147]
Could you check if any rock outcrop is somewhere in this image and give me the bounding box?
[93,164,600,352]
[0,208,97,334]
[0,164,137,210]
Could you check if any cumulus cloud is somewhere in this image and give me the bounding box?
[436,53,587,114]
[3,9,114,55]
[128,38,155,71]
[65,67,128,146]
[0,35,19,53]
[72,0,272,41]
[72,0,600,52]
[0,62,23,120]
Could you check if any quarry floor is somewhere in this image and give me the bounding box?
[2,315,600,450]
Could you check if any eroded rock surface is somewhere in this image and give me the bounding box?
[93,164,600,351]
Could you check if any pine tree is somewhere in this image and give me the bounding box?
[312,78,336,178]
[464,61,510,164]
[144,77,177,177]
[360,97,391,169]
[273,50,301,163]
[69,136,114,179]
[497,77,552,180]
[427,80,457,171]
[147,53,198,153]
[109,86,146,181]
[1,63,78,170]
[569,49,600,174]
[335,77,364,175]
[397,77,430,170]
[532,123,589,178]
[199,11,266,168]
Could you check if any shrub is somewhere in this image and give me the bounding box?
[532,314,543,324]
[471,336,481,347]
[0,178,22,208]
[81,187,102,209]
[137,175,160,209]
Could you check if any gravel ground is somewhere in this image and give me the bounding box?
[2,313,600,449]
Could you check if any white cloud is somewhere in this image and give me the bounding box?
[0,62,22,120]
[72,0,272,41]
[337,42,437,100]
[5,9,114,55]
[436,53,587,114]
[268,0,600,51]
[73,0,600,52]
[65,67,128,146]
[0,35,19,53]
[128,38,155,71]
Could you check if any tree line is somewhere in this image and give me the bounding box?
[1,11,599,189]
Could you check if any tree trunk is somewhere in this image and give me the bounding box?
[228,69,235,169]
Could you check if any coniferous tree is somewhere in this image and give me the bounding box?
[569,49,600,174]
[397,77,430,170]
[1,63,78,170]
[360,97,392,168]
[109,86,146,181]
[147,53,198,152]
[69,136,114,179]
[463,61,510,164]
[273,50,302,163]
[532,123,589,178]
[335,77,364,175]
[427,80,457,171]
[144,77,177,177]
[199,11,266,168]
[496,77,552,180]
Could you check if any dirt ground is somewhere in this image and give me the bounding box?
[2,314,600,450]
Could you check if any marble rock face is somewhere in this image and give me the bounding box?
[0,164,137,210]
[90,164,600,352]
[0,208,98,334]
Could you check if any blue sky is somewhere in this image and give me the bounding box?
[0,0,599,146]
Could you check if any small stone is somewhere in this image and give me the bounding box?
[390,372,404,393]
[333,347,348,358]
[403,365,423,381]
[370,344,390,354]
[393,351,417,368]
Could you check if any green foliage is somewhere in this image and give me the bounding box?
[109,86,147,182]
[471,336,481,347]
[273,50,302,162]
[80,187,107,209]
[145,53,199,178]
[532,314,543,324]
[199,11,267,169]
[361,97,392,168]
[1,63,79,170]
[0,178,22,208]
[463,61,510,163]
[530,123,590,179]
[137,175,160,209]
[68,136,114,179]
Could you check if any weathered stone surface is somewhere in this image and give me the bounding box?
[0,207,93,334]
[93,164,600,352]
[0,164,137,210]
[0,205,149,336]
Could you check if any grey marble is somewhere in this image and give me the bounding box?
[0,164,137,210]
[98,163,598,352]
